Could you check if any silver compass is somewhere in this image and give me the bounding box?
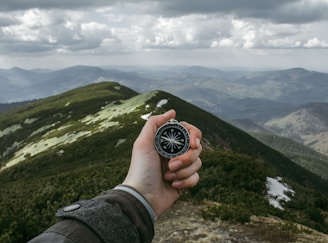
[154,119,190,159]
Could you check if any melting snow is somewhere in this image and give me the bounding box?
[1,91,159,171]
[30,122,60,137]
[115,139,126,147]
[57,149,65,155]
[0,124,22,138]
[141,112,152,120]
[1,120,38,138]
[24,118,38,124]
[266,176,295,210]
[1,141,23,159]
[57,124,73,131]
[1,131,92,170]
[141,98,169,120]
[82,91,157,126]
[156,99,168,108]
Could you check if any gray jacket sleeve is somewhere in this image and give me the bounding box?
[28,186,155,243]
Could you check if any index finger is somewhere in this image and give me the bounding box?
[180,121,202,149]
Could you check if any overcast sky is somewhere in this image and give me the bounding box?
[1,0,328,71]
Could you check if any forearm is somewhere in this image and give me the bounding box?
[29,186,155,243]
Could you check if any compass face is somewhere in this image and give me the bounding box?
[155,120,190,159]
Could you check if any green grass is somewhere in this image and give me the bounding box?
[251,132,328,180]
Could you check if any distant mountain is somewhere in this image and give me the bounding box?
[0,82,327,242]
[1,66,327,105]
[233,68,328,104]
[252,132,328,181]
[0,67,44,86]
[1,65,328,156]
[228,118,328,180]
[180,65,246,79]
[0,65,151,102]
[228,118,272,133]
[0,101,33,113]
[265,102,328,156]
[218,98,298,122]
[109,66,328,122]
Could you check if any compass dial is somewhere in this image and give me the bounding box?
[155,119,190,159]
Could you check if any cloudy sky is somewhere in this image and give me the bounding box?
[1,0,328,71]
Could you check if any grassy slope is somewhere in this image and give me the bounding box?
[251,132,328,181]
[0,82,327,242]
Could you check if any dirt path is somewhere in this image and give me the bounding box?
[153,200,328,243]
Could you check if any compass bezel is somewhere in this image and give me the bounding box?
[154,119,190,159]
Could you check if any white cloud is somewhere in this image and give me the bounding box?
[21,8,52,27]
[0,1,328,70]
[304,37,328,48]
[211,38,234,47]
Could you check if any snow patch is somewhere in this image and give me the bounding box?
[156,99,168,108]
[141,98,169,120]
[1,131,92,170]
[57,124,73,131]
[141,112,152,120]
[115,139,126,148]
[24,118,38,124]
[1,141,23,159]
[1,91,159,171]
[30,122,60,137]
[0,124,22,138]
[57,149,65,155]
[83,91,157,126]
[266,176,295,210]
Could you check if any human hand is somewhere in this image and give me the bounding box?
[122,109,202,217]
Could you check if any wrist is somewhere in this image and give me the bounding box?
[114,184,157,223]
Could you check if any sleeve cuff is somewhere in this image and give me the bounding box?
[114,184,157,224]
[55,186,156,243]
[55,199,139,243]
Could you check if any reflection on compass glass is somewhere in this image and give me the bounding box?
[155,120,190,159]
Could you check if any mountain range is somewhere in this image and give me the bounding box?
[1,65,327,105]
[0,82,327,242]
[1,65,327,156]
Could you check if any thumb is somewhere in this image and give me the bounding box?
[136,110,176,143]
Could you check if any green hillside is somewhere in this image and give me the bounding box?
[250,132,328,181]
[0,82,327,242]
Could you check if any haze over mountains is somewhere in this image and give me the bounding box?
[1,65,327,156]
[1,66,327,105]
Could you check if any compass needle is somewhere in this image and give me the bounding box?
[155,119,190,159]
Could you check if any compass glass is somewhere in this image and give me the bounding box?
[155,121,190,158]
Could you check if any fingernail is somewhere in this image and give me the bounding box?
[169,160,182,171]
